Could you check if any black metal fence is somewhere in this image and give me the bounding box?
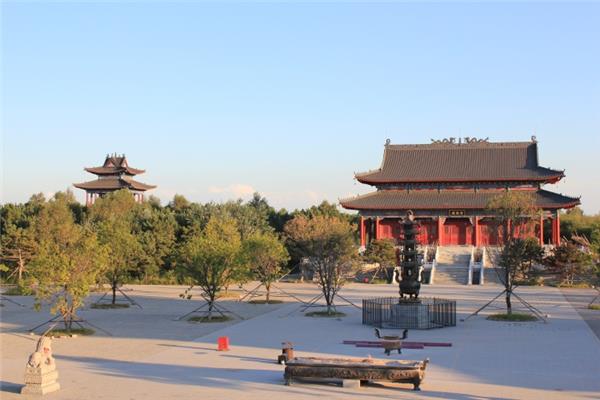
[362,297,456,329]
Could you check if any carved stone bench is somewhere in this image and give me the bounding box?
[284,356,429,391]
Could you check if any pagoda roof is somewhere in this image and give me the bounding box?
[340,189,580,211]
[73,177,156,192]
[355,140,564,184]
[84,154,145,176]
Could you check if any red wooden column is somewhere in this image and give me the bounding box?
[539,214,544,245]
[474,217,480,247]
[552,213,561,246]
[556,213,560,245]
[437,217,444,245]
[374,218,381,240]
[359,217,366,247]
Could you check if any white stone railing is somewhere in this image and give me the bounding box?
[468,246,486,285]
[467,246,474,285]
[426,245,439,284]
[479,247,486,285]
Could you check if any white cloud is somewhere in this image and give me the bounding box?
[208,184,255,199]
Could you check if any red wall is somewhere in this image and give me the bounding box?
[378,219,401,241]
[479,220,501,246]
[371,217,542,247]
[417,219,437,245]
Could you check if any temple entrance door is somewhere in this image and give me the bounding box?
[444,219,470,245]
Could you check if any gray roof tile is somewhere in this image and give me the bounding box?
[356,141,563,184]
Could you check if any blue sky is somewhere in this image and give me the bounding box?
[2,1,599,213]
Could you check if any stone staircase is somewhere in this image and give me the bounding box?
[483,247,503,284]
[433,246,471,285]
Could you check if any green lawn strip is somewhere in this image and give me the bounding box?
[47,328,95,337]
[305,311,346,318]
[188,315,232,323]
[248,299,284,304]
[487,313,538,322]
[90,303,130,309]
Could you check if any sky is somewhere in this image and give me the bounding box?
[1,1,599,213]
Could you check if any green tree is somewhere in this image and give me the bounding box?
[285,215,356,314]
[363,239,397,280]
[268,208,293,233]
[223,198,273,240]
[169,196,214,243]
[519,237,544,281]
[487,191,539,314]
[180,215,242,319]
[88,190,143,304]
[295,201,359,226]
[0,194,48,284]
[545,241,593,286]
[241,232,290,303]
[133,203,176,282]
[29,194,107,332]
[0,202,39,284]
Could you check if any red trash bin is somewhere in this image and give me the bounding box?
[217,336,230,351]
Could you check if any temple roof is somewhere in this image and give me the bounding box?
[340,189,580,211]
[73,177,156,192]
[84,154,145,176]
[355,140,564,184]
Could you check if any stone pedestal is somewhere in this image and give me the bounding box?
[21,364,60,395]
[391,302,430,329]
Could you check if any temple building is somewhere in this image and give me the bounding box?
[341,137,579,248]
[74,154,156,206]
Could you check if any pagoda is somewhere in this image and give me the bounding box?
[398,211,423,299]
[341,137,580,247]
[74,154,156,206]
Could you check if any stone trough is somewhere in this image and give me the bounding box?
[283,356,429,391]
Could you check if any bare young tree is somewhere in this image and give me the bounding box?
[486,191,539,314]
[285,215,356,314]
[179,214,242,320]
[241,232,289,303]
[29,195,107,332]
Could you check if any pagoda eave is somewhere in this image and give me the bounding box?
[340,189,580,212]
[73,179,156,192]
[84,166,146,175]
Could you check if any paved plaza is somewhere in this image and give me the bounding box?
[2,283,600,400]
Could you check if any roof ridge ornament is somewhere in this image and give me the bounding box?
[385,138,391,146]
[430,137,489,144]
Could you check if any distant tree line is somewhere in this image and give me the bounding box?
[559,207,600,254]
[2,190,598,325]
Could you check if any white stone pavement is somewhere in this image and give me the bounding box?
[2,283,600,399]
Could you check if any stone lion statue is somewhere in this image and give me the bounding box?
[27,336,54,368]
